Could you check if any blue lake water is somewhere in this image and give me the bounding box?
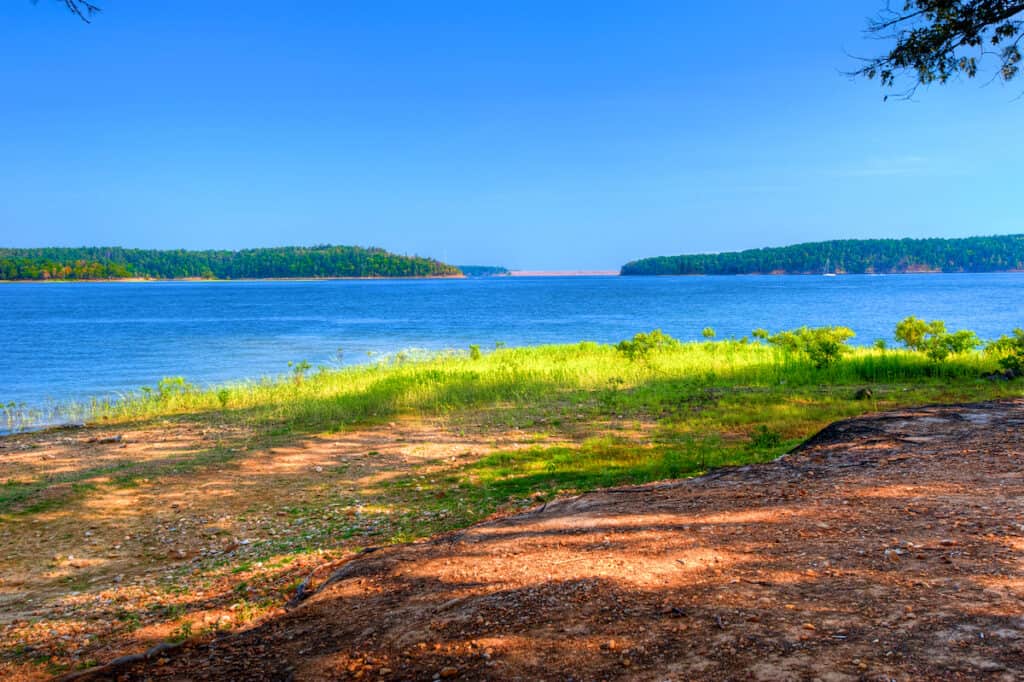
[1,274,1022,426]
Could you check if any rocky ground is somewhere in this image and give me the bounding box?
[63,399,1024,681]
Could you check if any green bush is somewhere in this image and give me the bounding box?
[766,326,855,369]
[986,328,1024,375]
[749,425,782,449]
[156,376,193,401]
[701,327,716,339]
[894,317,980,361]
[615,329,680,361]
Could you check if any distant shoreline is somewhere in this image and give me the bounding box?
[0,274,467,284]
[6,270,1024,283]
[620,269,1024,277]
[508,270,620,277]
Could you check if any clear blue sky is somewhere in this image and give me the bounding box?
[1,1,1020,269]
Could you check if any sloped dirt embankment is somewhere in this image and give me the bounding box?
[70,400,1024,681]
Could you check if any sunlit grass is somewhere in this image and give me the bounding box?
[67,337,1010,548]
[80,339,1011,433]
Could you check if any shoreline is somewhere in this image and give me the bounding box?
[4,270,1024,283]
[620,269,1024,277]
[508,270,620,277]
[0,274,467,284]
[0,339,1020,679]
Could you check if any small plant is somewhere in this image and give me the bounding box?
[599,376,626,409]
[986,328,1024,375]
[288,360,311,385]
[216,388,230,408]
[615,329,680,361]
[751,328,770,341]
[749,425,783,449]
[766,326,855,369]
[170,619,193,643]
[894,316,980,361]
[701,327,716,339]
[469,344,482,360]
[156,376,193,401]
[873,338,888,350]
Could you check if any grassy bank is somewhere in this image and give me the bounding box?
[77,336,1023,535]
[94,336,1015,430]
[3,335,1022,677]
[14,336,1024,528]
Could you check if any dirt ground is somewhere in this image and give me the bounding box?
[0,415,558,680]
[55,399,1024,681]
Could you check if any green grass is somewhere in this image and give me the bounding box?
[84,339,1013,431]
[13,338,1022,546]
[71,336,1007,551]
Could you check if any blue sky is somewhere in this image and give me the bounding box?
[0,1,1020,269]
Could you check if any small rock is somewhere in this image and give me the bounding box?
[439,667,458,678]
[853,387,873,400]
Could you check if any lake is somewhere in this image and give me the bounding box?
[1,273,1022,428]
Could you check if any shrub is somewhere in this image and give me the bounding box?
[894,317,980,361]
[469,344,482,360]
[288,360,312,385]
[986,328,1024,375]
[749,425,782,449]
[156,376,193,401]
[894,316,934,351]
[701,327,716,339]
[767,326,855,369]
[615,329,680,361]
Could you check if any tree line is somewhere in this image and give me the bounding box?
[456,265,510,277]
[0,245,462,281]
[620,235,1024,276]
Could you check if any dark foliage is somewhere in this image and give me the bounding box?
[620,235,1024,276]
[857,1,1024,95]
[456,265,510,277]
[0,245,461,281]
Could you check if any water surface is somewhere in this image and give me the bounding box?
[1,274,1021,426]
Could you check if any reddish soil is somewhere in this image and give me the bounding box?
[69,400,1024,681]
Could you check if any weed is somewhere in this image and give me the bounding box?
[749,425,783,449]
[169,620,193,643]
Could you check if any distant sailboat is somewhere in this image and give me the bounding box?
[823,257,837,277]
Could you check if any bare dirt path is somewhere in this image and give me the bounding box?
[67,399,1024,681]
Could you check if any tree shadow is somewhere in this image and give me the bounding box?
[60,399,1024,680]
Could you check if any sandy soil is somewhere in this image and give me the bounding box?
[59,399,1024,681]
[0,416,552,680]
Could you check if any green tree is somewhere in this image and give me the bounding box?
[767,326,856,369]
[855,1,1024,97]
[986,328,1024,374]
[894,316,981,361]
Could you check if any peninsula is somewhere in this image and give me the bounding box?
[621,234,1024,276]
[0,245,461,281]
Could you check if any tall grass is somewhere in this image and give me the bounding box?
[83,339,1007,432]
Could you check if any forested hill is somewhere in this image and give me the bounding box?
[456,265,510,277]
[0,246,462,280]
[621,235,1024,276]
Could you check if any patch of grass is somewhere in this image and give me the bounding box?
[80,339,1011,434]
